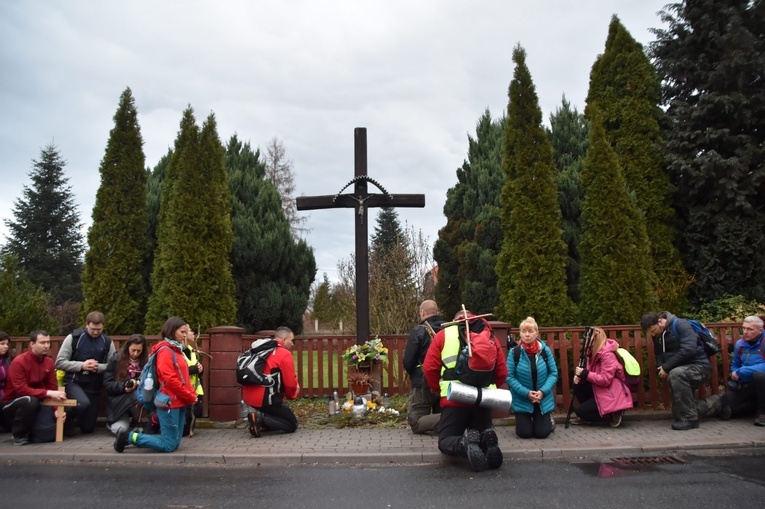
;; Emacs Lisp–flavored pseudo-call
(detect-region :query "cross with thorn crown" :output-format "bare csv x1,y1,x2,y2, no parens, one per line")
296,128,425,345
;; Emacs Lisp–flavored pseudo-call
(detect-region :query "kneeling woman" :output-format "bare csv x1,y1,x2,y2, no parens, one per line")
572,326,632,427
506,316,558,439
114,317,198,453
103,334,148,435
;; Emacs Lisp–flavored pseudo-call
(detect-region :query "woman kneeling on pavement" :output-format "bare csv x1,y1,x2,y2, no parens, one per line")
571,326,632,427
114,317,198,453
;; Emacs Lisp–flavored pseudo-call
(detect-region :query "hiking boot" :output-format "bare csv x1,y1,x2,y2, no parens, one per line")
719,395,732,420
13,436,29,446
754,415,765,427
114,429,129,453
480,428,503,469
464,429,488,472
671,419,699,431
248,410,263,438
610,410,624,428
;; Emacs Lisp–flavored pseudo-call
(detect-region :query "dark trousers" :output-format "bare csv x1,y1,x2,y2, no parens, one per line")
65,382,101,433
515,404,553,439
573,380,607,423
2,396,56,442
728,371,765,417
260,403,298,433
437,405,493,457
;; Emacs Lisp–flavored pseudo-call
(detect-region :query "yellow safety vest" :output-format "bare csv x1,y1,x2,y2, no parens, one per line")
439,326,496,396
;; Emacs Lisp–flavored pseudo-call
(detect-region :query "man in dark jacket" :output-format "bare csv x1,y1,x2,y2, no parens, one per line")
641,311,712,430
403,300,445,434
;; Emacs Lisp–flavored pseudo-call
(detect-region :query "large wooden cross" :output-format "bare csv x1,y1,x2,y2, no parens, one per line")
297,128,425,344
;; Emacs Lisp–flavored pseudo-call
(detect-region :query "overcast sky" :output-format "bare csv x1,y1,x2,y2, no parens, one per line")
0,1,668,284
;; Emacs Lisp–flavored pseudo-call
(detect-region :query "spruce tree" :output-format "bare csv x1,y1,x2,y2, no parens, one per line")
578,109,656,324
495,45,574,326
588,15,688,310
650,0,765,303
81,88,148,334
2,143,84,303
145,108,237,332
434,110,504,318
547,97,588,304
226,134,315,333
0,255,59,335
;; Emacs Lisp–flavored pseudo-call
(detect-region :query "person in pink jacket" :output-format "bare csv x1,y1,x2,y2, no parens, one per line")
571,326,633,427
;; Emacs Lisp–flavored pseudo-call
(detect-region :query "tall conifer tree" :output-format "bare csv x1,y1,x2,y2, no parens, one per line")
145,108,237,332
226,134,315,333
434,110,504,318
2,143,84,303
578,110,655,324
588,15,688,310
495,45,574,326
547,97,588,304
81,88,148,333
650,0,765,303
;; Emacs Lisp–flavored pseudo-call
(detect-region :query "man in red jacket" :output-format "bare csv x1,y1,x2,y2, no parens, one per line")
242,326,300,437
422,311,508,472
2,330,68,445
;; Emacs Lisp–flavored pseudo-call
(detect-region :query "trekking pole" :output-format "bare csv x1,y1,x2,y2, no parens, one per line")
565,326,594,429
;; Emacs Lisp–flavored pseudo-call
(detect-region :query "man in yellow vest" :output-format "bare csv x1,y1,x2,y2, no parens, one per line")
422,310,508,472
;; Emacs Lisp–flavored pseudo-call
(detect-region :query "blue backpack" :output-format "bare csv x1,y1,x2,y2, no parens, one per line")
672,319,719,358
136,345,184,410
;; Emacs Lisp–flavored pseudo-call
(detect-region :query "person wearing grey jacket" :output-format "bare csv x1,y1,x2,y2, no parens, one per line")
641,311,711,430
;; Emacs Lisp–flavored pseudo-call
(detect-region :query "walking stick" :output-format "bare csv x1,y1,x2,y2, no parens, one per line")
565,326,595,429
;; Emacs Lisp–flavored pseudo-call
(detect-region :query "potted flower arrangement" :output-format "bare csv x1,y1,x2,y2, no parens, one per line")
343,337,388,394
342,337,388,368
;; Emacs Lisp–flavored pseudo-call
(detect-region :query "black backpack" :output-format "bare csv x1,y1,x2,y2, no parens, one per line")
236,339,278,386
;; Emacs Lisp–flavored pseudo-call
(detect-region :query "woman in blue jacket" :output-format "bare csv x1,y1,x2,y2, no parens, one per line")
506,316,558,438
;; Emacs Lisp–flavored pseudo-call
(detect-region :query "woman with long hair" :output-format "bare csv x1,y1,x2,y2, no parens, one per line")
114,317,198,453
103,334,148,435
0,331,13,431
571,326,633,427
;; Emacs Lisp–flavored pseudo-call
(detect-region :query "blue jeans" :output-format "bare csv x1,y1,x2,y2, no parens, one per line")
133,407,185,452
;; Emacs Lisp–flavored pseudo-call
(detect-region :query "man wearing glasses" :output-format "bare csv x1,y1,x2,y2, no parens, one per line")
55,311,115,434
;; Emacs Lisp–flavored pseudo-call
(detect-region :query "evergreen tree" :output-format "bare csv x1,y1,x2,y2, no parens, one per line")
0,255,58,336
145,148,172,294
311,273,333,323
495,45,575,326
588,15,688,310
227,134,316,333
650,0,765,303
2,143,84,303
434,110,504,318
145,108,237,332
578,109,656,324
547,96,588,304
263,137,308,238
81,88,148,334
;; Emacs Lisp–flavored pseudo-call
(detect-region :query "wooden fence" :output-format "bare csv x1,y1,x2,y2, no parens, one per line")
6,322,742,421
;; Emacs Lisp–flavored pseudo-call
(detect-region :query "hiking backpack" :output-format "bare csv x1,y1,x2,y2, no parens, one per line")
136,345,184,410
236,339,279,386
671,318,720,357
442,325,499,388
614,348,641,392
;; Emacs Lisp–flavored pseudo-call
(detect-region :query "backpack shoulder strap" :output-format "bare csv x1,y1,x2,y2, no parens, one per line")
512,345,521,365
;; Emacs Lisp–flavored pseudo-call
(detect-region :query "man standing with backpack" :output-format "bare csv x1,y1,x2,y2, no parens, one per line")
403,300,445,434
55,311,115,434
641,311,712,430
422,310,507,472
241,326,300,437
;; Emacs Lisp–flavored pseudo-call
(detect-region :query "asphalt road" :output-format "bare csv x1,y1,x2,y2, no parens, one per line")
2,451,763,508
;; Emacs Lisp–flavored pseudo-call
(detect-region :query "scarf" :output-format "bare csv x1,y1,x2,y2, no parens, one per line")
521,339,541,356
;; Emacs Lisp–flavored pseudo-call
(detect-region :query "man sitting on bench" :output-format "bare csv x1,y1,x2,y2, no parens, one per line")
2,330,68,445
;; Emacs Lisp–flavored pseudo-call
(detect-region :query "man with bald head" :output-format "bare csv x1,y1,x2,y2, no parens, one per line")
403,300,445,434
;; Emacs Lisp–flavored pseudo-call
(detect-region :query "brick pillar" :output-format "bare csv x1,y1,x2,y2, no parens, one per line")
208,326,245,422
